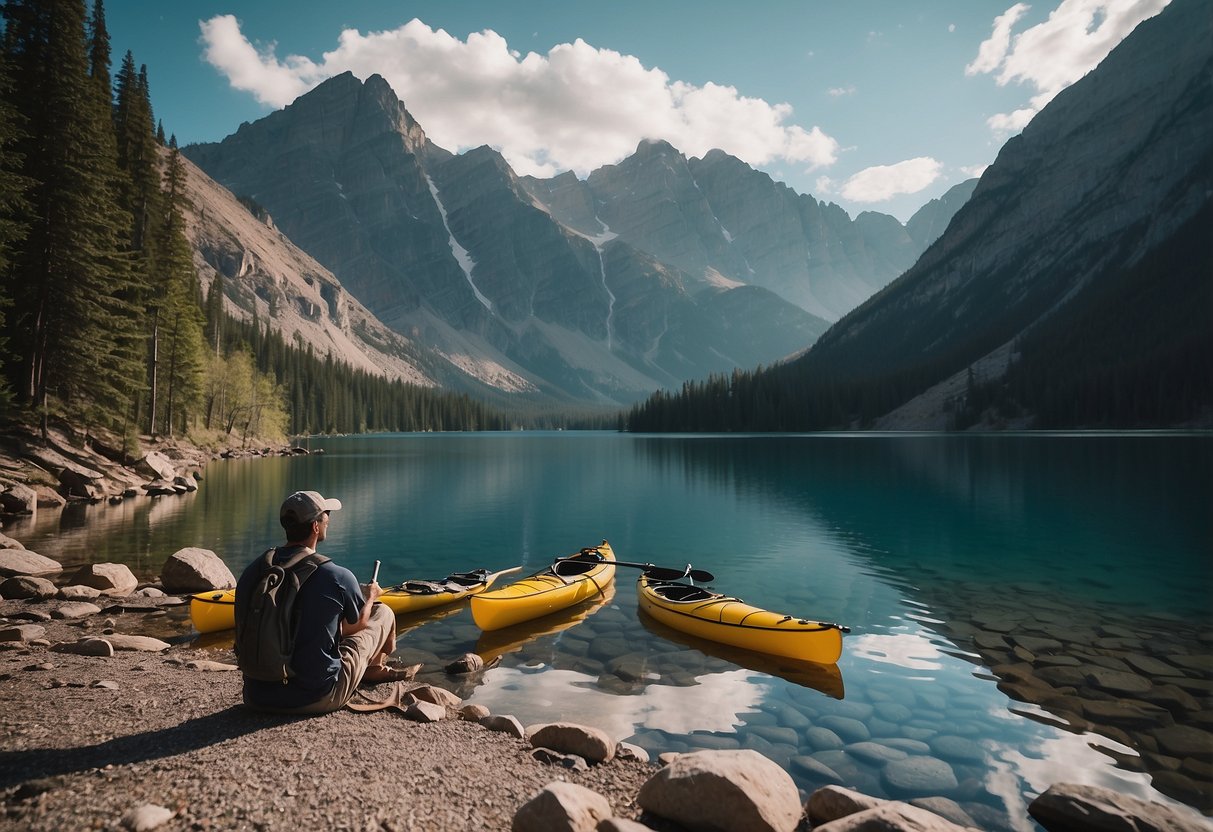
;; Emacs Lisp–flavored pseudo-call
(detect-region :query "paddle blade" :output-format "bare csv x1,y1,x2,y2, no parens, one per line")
642,565,691,581
687,568,716,582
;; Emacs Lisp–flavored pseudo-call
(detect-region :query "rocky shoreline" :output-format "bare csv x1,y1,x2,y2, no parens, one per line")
1,541,1210,831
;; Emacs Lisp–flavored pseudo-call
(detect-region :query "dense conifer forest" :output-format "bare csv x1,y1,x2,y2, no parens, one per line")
627,203,1213,433
0,0,526,446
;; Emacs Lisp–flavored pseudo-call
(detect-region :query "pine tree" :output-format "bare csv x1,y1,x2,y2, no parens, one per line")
0,43,32,417
154,138,205,436
2,0,142,435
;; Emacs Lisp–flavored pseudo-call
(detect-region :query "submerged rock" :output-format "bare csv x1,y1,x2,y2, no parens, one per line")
1028,782,1209,832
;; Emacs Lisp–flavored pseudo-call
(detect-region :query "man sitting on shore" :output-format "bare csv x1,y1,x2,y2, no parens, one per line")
236,490,413,713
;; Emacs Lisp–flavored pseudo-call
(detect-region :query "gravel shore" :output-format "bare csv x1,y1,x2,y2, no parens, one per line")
0,609,657,832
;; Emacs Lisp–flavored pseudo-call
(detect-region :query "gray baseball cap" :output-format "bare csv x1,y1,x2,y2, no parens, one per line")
280,490,342,524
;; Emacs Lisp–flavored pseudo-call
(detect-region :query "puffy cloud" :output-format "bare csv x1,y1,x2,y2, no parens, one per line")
839,157,943,203
960,163,990,178
199,16,839,178
967,0,1171,133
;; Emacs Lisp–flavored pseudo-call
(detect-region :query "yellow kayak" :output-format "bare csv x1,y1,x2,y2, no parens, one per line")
189,565,522,633
471,541,616,631
379,566,522,615
637,573,847,664
189,588,236,634
474,582,616,665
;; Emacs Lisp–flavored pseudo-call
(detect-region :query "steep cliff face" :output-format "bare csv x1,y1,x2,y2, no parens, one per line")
185,73,830,404
904,179,979,249
524,144,957,323
178,152,442,386
803,0,1212,425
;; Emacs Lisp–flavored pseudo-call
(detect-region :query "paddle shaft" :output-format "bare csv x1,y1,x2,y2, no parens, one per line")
559,553,714,583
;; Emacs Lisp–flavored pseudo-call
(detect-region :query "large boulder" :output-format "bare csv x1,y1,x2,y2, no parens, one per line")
511,782,611,832
0,575,57,599
0,533,25,550
637,749,802,832
0,481,38,514
527,722,615,764
68,563,138,596
160,548,235,593
1028,782,1210,832
0,548,62,578
807,786,888,825
134,451,177,481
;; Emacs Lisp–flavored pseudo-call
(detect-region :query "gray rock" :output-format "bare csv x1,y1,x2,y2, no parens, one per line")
806,726,846,750
159,547,235,593
818,716,870,743
1012,635,1063,653
928,735,986,763
812,802,972,831
1150,725,1213,758
790,755,845,786
134,451,177,481
0,481,38,514
52,638,114,657
0,548,61,578
873,702,913,723
58,584,102,601
846,742,908,765
1085,667,1153,695
882,757,959,795
527,722,615,763
805,785,887,824
512,782,611,832
458,704,490,721
52,601,103,619
0,575,57,599
615,742,649,763
68,563,138,596
1029,782,1210,832
410,684,461,708
403,700,447,722
0,624,47,642
186,660,238,671
908,797,978,829
637,749,802,832
0,532,25,550
480,714,526,739
104,633,171,652
531,747,590,771
1123,653,1179,676
91,680,119,690
121,803,175,831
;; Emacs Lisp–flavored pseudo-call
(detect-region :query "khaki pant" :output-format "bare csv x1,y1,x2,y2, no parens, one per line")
251,602,396,715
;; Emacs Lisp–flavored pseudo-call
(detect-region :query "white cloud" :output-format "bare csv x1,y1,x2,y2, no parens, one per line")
961,163,990,178
967,0,1171,134
839,157,943,203
815,175,834,195
199,16,839,178
948,23,957,33
827,85,856,97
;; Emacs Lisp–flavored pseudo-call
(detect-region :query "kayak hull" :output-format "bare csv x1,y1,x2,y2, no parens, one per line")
189,589,236,634
637,574,844,664
379,569,511,615
471,542,616,631
189,567,515,632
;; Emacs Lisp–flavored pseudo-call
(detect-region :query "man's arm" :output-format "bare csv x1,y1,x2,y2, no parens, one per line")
339,580,382,637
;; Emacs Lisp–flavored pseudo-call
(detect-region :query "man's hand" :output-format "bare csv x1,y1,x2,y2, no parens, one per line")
366,580,383,604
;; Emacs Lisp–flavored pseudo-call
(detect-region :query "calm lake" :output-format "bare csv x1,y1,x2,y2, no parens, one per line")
13,432,1213,829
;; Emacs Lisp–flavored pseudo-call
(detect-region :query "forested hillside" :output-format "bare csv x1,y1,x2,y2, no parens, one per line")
0,0,511,447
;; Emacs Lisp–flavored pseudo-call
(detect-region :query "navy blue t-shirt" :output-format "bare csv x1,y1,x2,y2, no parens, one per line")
237,545,365,709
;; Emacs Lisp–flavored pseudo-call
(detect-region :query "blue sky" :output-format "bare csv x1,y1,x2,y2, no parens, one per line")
106,0,1168,221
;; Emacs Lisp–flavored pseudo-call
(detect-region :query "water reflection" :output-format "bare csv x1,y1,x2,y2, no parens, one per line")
637,610,845,700
474,584,616,665
849,632,943,672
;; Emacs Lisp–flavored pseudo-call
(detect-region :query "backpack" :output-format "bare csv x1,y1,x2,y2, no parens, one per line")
234,547,331,683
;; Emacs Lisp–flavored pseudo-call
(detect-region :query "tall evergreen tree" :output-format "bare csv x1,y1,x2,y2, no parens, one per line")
1,0,142,435
153,137,205,436
0,44,32,417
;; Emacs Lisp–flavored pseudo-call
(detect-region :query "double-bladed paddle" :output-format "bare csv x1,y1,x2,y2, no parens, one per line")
559,550,715,583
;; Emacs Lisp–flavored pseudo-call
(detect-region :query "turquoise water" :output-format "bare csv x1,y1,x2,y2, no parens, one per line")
13,433,1212,828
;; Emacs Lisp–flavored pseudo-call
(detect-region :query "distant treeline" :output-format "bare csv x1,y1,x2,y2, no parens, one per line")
628,203,1213,432
0,0,539,445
